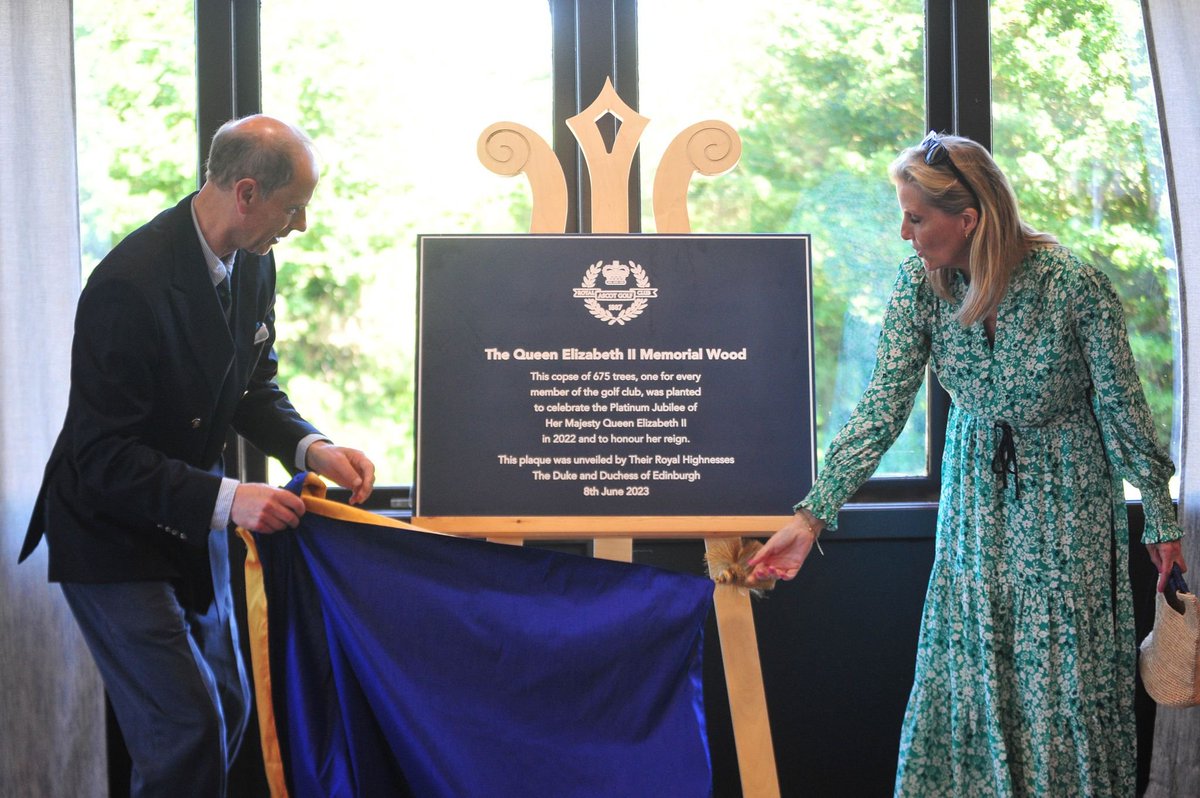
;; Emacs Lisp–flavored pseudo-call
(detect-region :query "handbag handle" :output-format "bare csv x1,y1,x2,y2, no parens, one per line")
1168,563,1190,593
1165,563,1190,615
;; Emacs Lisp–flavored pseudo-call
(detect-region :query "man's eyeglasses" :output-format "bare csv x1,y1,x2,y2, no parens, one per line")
920,131,979,206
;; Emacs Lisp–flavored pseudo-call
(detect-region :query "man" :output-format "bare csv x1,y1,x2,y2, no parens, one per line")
20,115,375,796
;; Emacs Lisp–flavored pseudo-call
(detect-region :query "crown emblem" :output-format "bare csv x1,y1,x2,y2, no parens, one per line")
572,259,658,325
601,260,630,285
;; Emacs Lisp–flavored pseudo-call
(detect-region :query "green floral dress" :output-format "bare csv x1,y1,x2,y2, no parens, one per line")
799,246,1181,797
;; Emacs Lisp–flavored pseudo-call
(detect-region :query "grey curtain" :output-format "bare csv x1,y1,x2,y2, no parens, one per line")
1144,0,1200,795
0,1,105,796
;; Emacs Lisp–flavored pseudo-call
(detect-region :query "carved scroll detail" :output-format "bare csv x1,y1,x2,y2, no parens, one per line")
653,121,742,234
477,122,568,233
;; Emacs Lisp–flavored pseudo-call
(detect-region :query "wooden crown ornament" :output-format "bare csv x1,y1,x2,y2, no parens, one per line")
478,76,741,234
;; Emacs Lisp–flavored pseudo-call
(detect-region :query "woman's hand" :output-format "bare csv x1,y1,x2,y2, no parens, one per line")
748,509,826,582
1147,539,1188,593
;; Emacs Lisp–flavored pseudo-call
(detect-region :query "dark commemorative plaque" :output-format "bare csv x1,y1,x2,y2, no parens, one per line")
414,235,815,517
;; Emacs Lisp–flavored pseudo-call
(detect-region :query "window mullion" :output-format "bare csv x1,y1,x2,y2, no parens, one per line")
951,0,992,148
549,0,638,233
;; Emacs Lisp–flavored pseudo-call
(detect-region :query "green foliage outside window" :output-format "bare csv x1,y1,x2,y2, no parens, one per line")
992,1,1177,451
75,2,196,271
75,0,1178,487
684,0,1177,472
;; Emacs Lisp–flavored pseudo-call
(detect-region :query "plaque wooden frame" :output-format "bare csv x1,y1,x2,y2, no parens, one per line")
416,79,784,797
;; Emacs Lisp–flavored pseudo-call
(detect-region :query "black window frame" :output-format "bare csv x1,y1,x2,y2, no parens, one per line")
200,0,994,512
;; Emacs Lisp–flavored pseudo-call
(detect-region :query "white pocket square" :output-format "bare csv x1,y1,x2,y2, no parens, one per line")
253,323,269,344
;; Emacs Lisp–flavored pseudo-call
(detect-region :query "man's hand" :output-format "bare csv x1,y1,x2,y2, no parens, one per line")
306,441,376,505
231,483,307,533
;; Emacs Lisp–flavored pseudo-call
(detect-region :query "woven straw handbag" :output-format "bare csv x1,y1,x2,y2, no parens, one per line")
1139,565,1200,708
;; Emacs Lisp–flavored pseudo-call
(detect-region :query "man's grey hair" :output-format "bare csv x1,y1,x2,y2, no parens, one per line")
204,116,314,197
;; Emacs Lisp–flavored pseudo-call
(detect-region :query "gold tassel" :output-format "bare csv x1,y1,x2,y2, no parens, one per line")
704,538,777,595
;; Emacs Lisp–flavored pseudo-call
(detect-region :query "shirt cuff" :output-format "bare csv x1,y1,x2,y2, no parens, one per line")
212,477,238,530
793,499,836,532
296,433,332,472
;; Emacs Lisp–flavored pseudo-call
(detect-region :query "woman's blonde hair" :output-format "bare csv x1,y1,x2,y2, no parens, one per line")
889,134,1056,326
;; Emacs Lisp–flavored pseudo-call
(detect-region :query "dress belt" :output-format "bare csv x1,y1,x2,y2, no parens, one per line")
991,422,1020,499
972,398,1093,502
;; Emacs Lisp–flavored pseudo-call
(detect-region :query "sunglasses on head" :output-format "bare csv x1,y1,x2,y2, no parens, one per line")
920,131,979,206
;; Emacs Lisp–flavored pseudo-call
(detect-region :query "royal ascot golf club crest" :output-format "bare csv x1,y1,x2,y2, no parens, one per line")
572,259,659,325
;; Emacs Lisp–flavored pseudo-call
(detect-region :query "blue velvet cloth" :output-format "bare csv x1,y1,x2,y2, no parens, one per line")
254,475,714,797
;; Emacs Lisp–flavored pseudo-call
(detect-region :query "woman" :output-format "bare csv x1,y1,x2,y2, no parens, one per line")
749,132,1186,796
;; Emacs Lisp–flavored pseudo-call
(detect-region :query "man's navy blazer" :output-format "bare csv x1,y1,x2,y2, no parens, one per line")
21,194,320,605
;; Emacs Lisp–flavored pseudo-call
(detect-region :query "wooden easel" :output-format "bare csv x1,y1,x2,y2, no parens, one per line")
428,79,782,798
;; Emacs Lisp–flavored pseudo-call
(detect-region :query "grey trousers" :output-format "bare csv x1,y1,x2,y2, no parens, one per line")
61,534,251,798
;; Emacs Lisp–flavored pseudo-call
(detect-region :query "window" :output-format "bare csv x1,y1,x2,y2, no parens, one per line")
991,0,1180,495
76,0,1181,502
75,0,196,277
258,2,553,487
639,0,929,478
